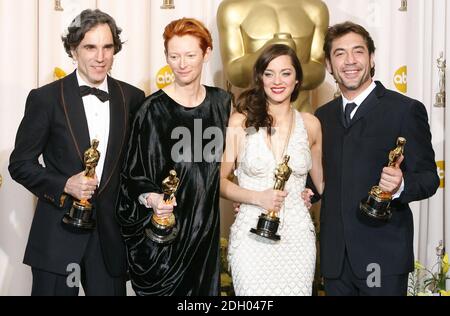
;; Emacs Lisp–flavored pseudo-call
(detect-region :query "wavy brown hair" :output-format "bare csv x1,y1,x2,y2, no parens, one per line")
235,44,303,132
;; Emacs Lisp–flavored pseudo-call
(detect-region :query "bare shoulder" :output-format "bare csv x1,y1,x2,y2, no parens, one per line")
300,112,321,132
228,111,247,128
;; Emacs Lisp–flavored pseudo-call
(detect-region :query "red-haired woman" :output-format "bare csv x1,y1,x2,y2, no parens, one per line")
117,18,231,296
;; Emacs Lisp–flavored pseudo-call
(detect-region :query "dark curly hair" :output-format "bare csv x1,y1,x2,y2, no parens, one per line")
62,9,123,58
235,44,303,132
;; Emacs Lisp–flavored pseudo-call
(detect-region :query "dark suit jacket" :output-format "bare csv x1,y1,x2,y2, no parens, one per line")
315,81,439,279
9,71,145,276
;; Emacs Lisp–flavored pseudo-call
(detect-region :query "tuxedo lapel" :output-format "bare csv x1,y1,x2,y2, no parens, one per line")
60,71,91,165
98,76,127,194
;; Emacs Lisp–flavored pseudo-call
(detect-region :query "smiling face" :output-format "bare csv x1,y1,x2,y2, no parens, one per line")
166,35,211,87
71,23,114,87
262,54,298,106
326,32,375,99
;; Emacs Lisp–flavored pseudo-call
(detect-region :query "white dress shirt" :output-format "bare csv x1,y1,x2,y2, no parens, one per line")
341,80,404,198
76,71,110,184
342,81,377,119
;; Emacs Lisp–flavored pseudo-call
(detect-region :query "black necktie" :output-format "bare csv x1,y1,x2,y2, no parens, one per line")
80,85,110,102
344,102,357,127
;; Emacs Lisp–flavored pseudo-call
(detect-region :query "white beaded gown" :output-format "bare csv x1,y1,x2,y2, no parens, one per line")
228,111,316,296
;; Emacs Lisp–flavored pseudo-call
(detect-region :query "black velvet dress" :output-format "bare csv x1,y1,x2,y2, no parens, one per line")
117,86,231,296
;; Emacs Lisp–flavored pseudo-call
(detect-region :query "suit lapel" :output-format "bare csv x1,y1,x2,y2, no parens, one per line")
335,96,347,128
60,71,91,166
349,81,386,128
98,76,127,194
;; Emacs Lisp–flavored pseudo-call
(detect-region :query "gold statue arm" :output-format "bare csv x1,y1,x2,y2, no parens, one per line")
217,3,252,88
299,2,329,90
300,59,326,90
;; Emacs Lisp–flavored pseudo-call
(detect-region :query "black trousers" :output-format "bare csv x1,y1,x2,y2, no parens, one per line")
31,230,126,296
324,251,408,296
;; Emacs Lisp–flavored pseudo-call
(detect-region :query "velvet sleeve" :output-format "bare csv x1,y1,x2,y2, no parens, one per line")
116,96,170,238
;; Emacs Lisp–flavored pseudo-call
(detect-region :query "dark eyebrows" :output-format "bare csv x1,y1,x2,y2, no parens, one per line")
82,43,114,49
353,45,367,51
333,45,367,55
264,67,294,73
332,48,345,55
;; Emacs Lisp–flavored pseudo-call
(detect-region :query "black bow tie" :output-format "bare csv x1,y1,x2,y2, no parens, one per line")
80,85,110,102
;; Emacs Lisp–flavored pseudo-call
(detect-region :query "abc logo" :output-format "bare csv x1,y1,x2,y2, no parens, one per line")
393,66,407,93
436,160,445,188
156,65,175,89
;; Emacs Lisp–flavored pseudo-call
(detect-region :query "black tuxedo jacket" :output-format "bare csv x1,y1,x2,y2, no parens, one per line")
9,71,145,276
315,81,439,279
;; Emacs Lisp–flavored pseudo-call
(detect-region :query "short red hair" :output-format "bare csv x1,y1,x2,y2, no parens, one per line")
163,18,213,55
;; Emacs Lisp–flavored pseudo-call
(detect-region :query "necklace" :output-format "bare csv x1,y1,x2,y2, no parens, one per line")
268,108,295,163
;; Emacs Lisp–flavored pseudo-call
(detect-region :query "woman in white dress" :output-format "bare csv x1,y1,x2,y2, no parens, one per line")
220,44,324,296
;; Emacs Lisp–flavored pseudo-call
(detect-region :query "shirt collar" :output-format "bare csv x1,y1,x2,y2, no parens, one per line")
342,81,376,107
76,70,109,93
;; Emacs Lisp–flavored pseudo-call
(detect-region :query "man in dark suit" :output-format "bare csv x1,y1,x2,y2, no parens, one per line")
9,9,145,296
315,21,439,295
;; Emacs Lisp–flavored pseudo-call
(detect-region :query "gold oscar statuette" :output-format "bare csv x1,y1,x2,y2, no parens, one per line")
62,139,100,232
360,137,406,220
250,155,292,241
145,170,180,244
54,0,64,11
435,52,446,108
161,0,175,9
